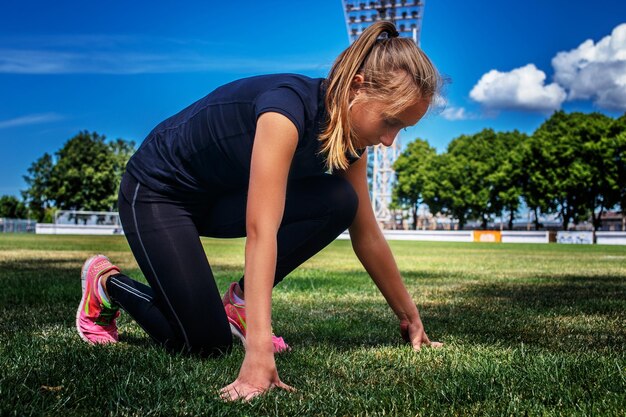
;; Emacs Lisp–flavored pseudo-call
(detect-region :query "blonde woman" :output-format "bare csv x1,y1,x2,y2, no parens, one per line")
76,21,443,401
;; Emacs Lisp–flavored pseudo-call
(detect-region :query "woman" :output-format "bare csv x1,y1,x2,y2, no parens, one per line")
76,21,443,401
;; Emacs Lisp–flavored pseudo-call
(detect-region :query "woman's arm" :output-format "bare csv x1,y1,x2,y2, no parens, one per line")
220,112,297,401
336,150,442,350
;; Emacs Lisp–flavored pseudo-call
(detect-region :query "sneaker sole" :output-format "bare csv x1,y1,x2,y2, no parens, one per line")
80,255,96,293
227,319,291,353
228,321,246,348
76,255,106,345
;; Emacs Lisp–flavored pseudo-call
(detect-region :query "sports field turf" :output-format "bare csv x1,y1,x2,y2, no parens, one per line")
1,234,625,416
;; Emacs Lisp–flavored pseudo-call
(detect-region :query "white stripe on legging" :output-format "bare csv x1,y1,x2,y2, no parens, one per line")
131,182,191,348
108,277,152,303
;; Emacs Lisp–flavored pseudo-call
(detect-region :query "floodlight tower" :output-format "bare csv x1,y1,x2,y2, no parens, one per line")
341,0,425,226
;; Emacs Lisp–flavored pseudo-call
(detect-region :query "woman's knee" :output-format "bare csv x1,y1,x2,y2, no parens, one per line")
162,337,232,358
185,330,233,357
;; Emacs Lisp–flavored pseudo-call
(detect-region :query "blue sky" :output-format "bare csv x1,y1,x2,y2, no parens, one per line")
1,0,625,197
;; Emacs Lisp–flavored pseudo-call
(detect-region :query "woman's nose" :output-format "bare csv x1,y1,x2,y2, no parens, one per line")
380,130,399,146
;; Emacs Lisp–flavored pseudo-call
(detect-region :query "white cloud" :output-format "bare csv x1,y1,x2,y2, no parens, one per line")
431,96,475,120
440,106,471,120
552,23,626,111
469,64,566,112
0,113,63,129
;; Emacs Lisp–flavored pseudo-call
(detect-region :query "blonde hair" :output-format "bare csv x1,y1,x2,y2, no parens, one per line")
320,21,442,171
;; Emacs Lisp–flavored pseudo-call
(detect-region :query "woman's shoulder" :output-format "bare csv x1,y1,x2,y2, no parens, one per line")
219,73,323,91
205,74,324,106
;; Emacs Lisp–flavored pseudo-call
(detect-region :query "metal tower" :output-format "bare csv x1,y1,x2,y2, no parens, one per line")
341,0,425,225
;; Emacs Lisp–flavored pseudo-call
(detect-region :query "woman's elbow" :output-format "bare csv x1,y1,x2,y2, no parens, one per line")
245,221,278,242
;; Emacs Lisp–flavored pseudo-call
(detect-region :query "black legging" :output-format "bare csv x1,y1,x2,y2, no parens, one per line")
106,173,358,356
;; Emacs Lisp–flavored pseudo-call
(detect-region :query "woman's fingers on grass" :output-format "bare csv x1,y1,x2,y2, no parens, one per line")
219,380,295,402
219,384,261,402
218,382,236,396
218,385,237,402
412,337,444,351
242,390,263,402
411,332,427,350
411,333,443,351
274,381,297,392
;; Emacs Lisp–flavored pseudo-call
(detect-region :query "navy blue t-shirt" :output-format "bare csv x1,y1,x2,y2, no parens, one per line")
126,73,363,196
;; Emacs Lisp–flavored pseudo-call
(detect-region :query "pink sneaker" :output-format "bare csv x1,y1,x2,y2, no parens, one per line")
222,282,290,353
76,255,121,344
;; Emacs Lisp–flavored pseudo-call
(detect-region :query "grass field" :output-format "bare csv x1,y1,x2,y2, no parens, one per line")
1,234,625,416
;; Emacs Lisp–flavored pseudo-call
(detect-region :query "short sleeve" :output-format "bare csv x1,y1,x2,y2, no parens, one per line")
254,87,306,141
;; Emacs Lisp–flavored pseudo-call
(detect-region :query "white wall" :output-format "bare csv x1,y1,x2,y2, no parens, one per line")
596,232,626,245
501,231,551,244
36,223,123,235
338,230,474,242
35,223,626,245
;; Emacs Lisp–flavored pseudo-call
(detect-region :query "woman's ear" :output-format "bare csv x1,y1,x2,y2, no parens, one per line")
351,74,365,91
350,74,365,101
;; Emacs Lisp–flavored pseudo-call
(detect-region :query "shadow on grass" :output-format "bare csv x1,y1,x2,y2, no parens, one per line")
275,271,626,354
461,275,625,311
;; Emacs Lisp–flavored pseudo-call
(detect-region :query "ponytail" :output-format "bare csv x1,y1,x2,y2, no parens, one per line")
320,22,441,172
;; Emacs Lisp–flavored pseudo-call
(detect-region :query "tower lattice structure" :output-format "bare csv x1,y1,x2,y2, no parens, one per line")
341,0,425,225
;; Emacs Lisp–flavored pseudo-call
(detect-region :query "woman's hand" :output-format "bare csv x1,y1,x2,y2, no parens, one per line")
219,351,295,402
400,316,443,351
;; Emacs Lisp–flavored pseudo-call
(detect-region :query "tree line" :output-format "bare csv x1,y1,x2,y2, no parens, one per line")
2,111,625,230
393,111,626,231
0,131,135,222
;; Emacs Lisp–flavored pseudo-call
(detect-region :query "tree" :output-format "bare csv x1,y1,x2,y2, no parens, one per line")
0,195,27,219
489,131,528,229
393,138,436,229
607,113,626,228
51,131,118,210
22,153,54,221
528,111,613,231
22,131,135,219
584,114,623,231
423,152,469,228
107,138,136,210
517,130,559,230
423,129,515,229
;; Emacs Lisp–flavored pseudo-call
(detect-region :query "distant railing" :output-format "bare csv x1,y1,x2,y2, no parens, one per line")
36,223,123,235
338,229,624,245
0,218,37,233
55,210,121,226
34,210,124,235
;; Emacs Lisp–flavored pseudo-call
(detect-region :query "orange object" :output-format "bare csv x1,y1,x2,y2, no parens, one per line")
473,230,502,243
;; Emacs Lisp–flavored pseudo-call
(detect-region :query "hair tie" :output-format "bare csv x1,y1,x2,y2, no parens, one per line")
380,29,400,40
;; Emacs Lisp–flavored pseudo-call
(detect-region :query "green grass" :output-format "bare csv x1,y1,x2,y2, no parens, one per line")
1,234,625,416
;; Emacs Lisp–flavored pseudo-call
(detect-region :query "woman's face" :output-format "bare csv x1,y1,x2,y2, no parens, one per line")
350,95,430,148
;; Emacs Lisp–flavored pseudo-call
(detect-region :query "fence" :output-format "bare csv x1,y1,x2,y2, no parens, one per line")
35,210,123,235
55,210,121,226
36,223,123,235
29,214,626,245
596,232,626,245
0,218,36,233
338,230,624,244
